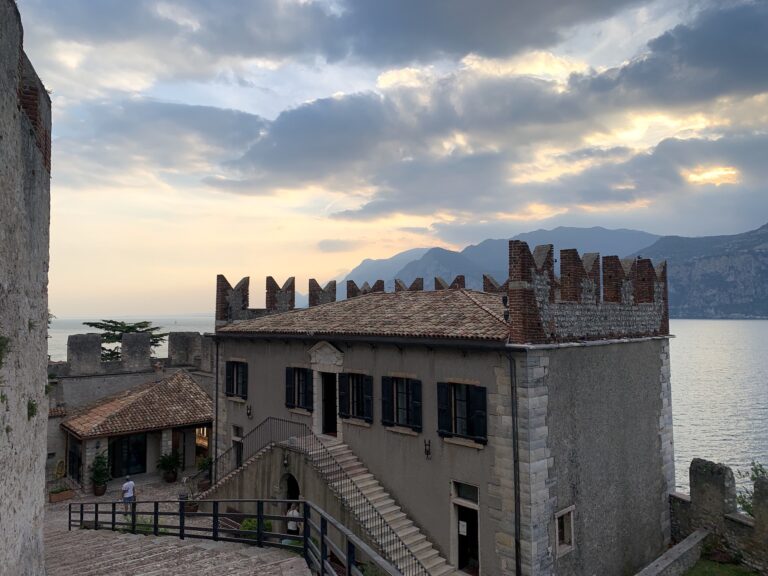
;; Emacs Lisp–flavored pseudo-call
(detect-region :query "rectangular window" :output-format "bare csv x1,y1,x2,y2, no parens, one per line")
454,481,479,504
437,383,487,443
285,367,313,411
339,373,373,422
555,506,575,557
381,377,422,432
225,361,248,399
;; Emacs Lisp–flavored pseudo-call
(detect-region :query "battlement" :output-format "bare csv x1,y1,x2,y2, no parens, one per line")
216,240,668,343
309,279,336,307
17,52,51,173
346,279,385,299
434,275,465,290
670,459,768,572
51,332,213,377
507,241,669,344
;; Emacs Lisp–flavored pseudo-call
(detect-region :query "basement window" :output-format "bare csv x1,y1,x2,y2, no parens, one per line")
555,506,575,557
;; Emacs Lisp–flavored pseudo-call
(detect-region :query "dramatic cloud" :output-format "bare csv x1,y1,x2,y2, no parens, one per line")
21,0,768,314
570,1,768,105
20,0,648,73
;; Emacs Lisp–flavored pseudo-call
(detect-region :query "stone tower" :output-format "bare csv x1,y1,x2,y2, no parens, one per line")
0,1,51,574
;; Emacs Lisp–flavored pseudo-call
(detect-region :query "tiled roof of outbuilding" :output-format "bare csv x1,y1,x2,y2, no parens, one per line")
61,370,212,439
218,289,510,342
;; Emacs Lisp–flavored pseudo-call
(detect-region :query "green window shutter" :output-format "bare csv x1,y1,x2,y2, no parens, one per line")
338,373,350,418
285,367,295,408
239,363,249,400
225,362,235,396
304,368,314,412
437,382,452,437
468,385,487,443
409,379,422,432
363,375,374,423
381,377,394,426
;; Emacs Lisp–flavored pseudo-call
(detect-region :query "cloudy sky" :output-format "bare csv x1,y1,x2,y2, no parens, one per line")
17,0,768,315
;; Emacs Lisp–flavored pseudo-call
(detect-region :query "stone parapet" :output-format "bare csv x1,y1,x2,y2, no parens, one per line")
670,459,768,573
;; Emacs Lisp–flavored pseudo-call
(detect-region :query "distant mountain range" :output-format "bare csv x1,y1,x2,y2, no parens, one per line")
633,223,768,318
343,224,768,319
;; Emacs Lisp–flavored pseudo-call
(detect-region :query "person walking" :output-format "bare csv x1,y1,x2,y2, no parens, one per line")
121,475,136,514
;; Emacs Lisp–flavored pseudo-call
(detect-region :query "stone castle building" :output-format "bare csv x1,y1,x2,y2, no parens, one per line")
0,1,51,573
202,241,673,576
46,332,215,490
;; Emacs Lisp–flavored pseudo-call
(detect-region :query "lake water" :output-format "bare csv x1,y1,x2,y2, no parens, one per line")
48,317,768,492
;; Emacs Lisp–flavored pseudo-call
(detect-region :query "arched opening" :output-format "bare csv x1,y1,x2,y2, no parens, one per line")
281,473,300,500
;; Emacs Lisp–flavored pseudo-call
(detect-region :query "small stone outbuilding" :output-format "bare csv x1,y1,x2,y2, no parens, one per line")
61,370,212,489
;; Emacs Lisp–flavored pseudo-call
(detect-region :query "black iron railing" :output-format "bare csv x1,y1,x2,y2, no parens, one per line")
185,417,430,576
68,498,401,576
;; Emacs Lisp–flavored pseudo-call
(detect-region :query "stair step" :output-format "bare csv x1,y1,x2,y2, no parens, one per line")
349,472,373,482
416,547,440,564
394,524,420,540
355,478,379,490
373,497,396,509
428,561,454,576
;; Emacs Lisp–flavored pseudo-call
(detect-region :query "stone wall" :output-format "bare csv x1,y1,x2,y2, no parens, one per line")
529,339,673,576
670,459,768,574
508,241,669,344
634,530,708,576
0,2,50,574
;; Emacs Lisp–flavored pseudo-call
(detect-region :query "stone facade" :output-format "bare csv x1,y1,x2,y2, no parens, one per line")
0,2,51,574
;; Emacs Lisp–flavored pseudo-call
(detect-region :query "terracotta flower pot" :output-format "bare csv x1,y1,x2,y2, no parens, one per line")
93,483,107,496
49,489,75,503
163,470,178,483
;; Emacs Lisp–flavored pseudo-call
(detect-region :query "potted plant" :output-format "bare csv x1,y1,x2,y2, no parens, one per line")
157,451,182,483
89,454,110,496
48,484,75,503
196,456,212,492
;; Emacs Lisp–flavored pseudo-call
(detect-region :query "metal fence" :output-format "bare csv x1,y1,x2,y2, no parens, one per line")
68,498,401,576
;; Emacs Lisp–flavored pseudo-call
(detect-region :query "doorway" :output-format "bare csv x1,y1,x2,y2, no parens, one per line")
321,372,337,435
456,505,479,575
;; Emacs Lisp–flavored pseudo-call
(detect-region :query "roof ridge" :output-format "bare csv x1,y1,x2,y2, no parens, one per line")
460,289,509,326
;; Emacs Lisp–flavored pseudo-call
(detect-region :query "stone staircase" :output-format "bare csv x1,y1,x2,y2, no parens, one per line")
316,438,454,576
197,431,454,576
44,512,309,576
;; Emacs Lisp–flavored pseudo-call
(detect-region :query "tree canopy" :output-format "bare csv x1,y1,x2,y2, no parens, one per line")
83,320,167,361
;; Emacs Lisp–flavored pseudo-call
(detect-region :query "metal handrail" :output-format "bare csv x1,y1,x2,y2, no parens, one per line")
187,417,430,576
68,498,402,576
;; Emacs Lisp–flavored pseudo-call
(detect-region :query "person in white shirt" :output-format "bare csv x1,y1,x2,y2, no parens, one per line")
286,503,301,536
121,476,136,514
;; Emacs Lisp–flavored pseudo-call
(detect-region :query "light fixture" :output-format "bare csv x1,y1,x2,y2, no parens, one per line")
246,404,252,419
283,455,289,468
424,440,432,460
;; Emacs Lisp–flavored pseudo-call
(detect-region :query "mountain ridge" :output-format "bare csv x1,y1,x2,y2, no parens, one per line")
342,223,768,318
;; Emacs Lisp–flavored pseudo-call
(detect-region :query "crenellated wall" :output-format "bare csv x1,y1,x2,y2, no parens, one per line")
507,241,669,344
0,1,50,573
216,240,669,346
670,459,768,574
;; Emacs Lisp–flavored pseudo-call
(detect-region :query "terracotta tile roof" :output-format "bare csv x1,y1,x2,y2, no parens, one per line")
61,370,212,439
49,406,66,418
218,289,510,342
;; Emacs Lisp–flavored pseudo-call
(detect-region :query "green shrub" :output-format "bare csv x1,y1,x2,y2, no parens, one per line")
239,517,272,539
736,461,767,516
89,454,110,486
